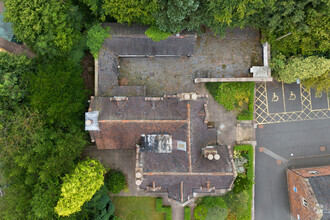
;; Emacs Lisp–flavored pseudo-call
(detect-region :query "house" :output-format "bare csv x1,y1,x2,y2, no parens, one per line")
287,166,330,220
86,23,236,204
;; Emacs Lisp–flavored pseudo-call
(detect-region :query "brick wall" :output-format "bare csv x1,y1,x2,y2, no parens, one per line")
287,169,323,220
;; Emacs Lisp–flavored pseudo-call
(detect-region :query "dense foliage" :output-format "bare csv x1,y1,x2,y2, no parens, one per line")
194,197,228,220
55,159,106,216
28,60,86,130
0,53,34,124
86,24,110,58
4,0,83,57
303,71,330,95
272,55,330,83
105,170,127,194
74,185,115,220
206,82,255,120
0,53,88,219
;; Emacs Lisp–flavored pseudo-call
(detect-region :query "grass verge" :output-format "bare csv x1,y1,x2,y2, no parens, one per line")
111,197,165,220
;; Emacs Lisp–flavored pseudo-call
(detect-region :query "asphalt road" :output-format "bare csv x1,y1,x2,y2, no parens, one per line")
255,114,330,220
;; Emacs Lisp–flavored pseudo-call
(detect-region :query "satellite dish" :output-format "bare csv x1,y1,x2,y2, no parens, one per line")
208,154,214,160
136,180,142,186
214,154,220,160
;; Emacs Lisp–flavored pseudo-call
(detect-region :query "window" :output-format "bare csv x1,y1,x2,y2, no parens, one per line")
302,198,308,207
297,214,300,219
308,170,320,174
293,186,297,192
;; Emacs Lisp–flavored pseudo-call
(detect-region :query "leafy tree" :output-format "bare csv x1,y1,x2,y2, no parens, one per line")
0,109,87,219
4,0,83,57
86,24,110,58
206,0,273,36
303,71,330,95
28,59,86,130
255,0,329,56
103,0,158,25
105,170,127,193
55,159,106,217
77,0,105,20
145,26,171,41
272,55,330,83
154,0,201,33
0,52,34,129
74,185,115,220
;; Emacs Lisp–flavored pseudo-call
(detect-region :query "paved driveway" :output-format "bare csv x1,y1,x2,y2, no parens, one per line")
255,119,330,219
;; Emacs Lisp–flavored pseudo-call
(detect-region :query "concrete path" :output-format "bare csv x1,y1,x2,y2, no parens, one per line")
172,204,184,220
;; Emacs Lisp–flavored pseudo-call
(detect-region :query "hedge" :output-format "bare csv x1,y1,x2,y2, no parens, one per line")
184,206,191,220
156,198,172,220
237,83,255,121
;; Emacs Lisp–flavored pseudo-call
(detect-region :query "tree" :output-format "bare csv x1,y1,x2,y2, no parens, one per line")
28,59,86,130
254,0,329,56
0,109,87,219
86,24,110,58
105,170,127,193
206,0,273,35
75,185,115,220
0,52,34,129
303,71,330,95
4,0,83,57
154,0,201,33
272,55,330,83
55,159,106,217
103,0,158,25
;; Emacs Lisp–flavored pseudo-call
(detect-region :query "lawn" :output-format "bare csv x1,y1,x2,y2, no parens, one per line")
111,197,166,220
206,82,255,120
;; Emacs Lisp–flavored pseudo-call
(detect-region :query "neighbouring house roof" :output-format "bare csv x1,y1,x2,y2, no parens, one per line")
287,166,330,220
102,23,197,56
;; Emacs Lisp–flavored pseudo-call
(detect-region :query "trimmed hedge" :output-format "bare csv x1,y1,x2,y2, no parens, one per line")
105,170,127,194
237,83,255,121
156,198,172,220
184,206,191,220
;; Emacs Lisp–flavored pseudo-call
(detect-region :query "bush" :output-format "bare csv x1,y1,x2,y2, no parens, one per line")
55,159,106,217
233,175,251,194
194,204,208,220
86,24,110,58
145,26,171,42
105,170,127,194
206,82,254,120
184,206,191,220
155,198,172,220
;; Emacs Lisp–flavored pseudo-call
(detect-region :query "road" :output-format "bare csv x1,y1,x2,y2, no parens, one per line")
254,82,330,220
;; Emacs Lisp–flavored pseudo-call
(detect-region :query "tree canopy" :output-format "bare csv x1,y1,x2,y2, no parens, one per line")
55,159,106,217
4,0,83,57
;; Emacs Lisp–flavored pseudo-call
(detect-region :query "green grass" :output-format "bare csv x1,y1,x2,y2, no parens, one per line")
156,198,172,220
206,82,255,121
184,206,191,220
111,197,166,220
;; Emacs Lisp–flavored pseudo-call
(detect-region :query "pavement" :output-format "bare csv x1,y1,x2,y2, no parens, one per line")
255,81,330,220
119,27,262,96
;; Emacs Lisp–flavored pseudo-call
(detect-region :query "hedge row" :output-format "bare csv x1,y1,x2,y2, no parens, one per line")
237,83,255,121
184,206,191,220
156,198,172,220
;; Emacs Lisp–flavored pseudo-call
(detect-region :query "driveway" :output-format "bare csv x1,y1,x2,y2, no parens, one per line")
256,119,330,220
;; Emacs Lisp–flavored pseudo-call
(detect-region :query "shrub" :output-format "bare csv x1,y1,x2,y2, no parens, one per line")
86,24,110,58
155,198,172,220
184,206,191,220
233,175,251,193
145,26,171,42
55,159,106,216
105,170,127,194
194,204,208,220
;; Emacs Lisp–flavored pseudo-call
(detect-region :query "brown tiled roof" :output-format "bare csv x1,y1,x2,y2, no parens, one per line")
92,121,186,150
